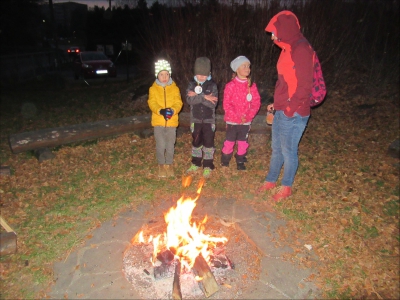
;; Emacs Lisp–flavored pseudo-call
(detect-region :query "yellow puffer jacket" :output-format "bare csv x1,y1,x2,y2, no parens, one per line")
148,81,183,127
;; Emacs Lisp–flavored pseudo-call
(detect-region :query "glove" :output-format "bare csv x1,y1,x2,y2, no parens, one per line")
165,108,173,119
160,108,169,120
160,108,174,120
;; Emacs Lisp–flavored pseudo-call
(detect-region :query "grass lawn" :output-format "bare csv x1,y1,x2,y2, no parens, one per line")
0,74,399,299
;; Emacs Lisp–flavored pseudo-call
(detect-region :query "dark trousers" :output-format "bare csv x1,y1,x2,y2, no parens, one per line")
221,124,250,164
191,123,215,169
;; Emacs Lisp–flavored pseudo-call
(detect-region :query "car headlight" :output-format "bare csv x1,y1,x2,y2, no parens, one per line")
82,64,92,68
109,63,114,68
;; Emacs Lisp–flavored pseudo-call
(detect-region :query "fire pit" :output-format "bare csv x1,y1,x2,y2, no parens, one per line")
123,178,262,299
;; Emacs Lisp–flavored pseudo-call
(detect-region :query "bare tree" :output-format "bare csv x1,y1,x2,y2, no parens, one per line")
115,0,139,9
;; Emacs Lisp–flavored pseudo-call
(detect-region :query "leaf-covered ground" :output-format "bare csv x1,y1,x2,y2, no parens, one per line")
0,78,398,299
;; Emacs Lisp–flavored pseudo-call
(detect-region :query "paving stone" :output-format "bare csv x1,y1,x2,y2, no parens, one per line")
259,256,317,299
236,218,294,257
88,216,144,244
88,275,141,299
239,281,289,299
80,241,128,273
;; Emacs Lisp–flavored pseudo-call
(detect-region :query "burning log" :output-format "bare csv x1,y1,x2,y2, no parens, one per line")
192,254,219,298
157,249,175,264
172,261,182,300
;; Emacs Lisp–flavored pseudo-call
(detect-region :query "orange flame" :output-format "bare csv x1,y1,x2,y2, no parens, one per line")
138,178,227,270
138,231,144,243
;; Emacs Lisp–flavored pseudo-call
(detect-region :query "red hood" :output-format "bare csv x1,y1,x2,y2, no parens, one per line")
265,11,302,47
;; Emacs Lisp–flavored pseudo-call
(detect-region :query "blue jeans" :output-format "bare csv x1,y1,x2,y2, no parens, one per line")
265,111,309,187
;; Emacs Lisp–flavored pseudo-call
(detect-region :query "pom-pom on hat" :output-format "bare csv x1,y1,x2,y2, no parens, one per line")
155,59,172,77
194,57,211,76
230,56,250,72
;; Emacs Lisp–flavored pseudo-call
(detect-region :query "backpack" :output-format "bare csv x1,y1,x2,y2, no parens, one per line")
310,52,327,107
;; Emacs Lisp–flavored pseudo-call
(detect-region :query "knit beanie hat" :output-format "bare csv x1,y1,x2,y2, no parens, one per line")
194,57,211,76
155,59,172,77
230,56,250,72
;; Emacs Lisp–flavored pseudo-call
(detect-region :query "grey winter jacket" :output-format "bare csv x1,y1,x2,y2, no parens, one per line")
186,79,218,124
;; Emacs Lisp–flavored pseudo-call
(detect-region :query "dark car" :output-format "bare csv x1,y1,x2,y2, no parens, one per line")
73,51,117,79
67,46,80,61
67,46,80,55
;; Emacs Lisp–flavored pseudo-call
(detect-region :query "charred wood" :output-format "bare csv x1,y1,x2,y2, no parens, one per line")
157,249,175,264
172,260,182,300
154,261,176,279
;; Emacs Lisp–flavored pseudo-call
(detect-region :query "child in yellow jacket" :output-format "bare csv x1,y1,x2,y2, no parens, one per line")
148,59,183,178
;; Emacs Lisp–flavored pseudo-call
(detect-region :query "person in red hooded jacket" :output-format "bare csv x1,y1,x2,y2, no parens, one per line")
258,11,314,201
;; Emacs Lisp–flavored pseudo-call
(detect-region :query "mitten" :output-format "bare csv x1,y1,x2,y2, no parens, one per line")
165,108,174,119
160,108,168,120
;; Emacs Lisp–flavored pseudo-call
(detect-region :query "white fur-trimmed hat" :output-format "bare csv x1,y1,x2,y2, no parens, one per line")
155,59,172,77
230,56,250,72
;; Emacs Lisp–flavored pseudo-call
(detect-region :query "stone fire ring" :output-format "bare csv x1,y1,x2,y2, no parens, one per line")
49,197,320,299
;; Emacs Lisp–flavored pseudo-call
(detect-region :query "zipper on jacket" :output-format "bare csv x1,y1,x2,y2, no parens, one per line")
164,87,167,127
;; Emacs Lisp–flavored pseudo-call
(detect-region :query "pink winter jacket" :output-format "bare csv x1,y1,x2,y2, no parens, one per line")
223,77,261,124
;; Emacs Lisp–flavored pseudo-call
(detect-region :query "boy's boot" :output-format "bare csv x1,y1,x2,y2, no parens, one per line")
203,167,212,178
235,154,246,170
221,152,232,167
186,164,200,173
164,165,174,177
158,165,167,178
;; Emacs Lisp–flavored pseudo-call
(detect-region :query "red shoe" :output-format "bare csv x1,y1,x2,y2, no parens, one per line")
272,186,292,201
257,181,276,193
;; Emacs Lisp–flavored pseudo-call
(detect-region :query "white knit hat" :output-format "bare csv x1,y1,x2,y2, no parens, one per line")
155,59,172,77
230,56,250,72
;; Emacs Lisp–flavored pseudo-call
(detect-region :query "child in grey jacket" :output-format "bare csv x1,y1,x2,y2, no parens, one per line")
186,57,218,177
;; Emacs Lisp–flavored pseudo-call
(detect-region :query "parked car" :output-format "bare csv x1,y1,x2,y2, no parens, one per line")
73,51,117,79
67,46,80,61
67,46,80,55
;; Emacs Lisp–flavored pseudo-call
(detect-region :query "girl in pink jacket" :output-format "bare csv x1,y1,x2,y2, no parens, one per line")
221,56,261,170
